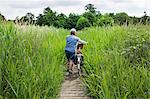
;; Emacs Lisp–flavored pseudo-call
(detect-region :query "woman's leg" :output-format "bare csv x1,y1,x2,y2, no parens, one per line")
69,60,74,73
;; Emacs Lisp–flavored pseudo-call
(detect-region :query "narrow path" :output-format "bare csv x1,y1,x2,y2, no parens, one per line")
59,75,91,99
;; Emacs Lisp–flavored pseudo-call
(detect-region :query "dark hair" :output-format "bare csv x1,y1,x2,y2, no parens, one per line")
77,44,83,49
70,31,75,35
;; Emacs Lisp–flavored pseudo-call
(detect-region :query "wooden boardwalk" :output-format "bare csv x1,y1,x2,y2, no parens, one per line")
59,76,91,99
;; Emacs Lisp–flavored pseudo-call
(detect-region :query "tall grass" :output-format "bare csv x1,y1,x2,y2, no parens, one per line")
0,22,149,99
0,22,67,98
80,25,150,99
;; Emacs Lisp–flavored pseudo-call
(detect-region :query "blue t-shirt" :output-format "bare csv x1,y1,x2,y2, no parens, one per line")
65,35,80,53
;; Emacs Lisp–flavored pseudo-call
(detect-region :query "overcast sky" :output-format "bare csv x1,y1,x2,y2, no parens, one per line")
0,0,149,20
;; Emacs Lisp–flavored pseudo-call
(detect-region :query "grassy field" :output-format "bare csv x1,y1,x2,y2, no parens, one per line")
80,26,150,99
0,22,150,99
0,22,67,98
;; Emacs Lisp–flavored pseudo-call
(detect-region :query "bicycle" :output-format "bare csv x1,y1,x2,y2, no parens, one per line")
74,43,84,76
75,53,84,76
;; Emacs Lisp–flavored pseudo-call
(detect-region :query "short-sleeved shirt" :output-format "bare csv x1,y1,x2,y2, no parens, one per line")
65,35,80,53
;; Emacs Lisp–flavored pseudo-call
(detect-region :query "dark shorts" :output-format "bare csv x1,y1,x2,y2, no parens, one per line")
65,50,75,62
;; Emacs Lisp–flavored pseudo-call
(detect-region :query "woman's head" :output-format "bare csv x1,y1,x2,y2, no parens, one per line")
70,28,76,35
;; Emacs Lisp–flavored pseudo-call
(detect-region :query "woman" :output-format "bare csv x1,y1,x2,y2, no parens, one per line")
65,28,87,73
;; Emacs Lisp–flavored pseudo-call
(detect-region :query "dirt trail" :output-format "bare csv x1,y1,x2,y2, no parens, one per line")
59,75,91,99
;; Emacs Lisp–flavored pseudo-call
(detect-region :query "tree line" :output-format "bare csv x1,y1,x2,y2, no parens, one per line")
1,4,150,30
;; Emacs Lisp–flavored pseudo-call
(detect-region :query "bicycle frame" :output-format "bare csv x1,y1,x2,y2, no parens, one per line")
76,53,82,70
75,43,84,76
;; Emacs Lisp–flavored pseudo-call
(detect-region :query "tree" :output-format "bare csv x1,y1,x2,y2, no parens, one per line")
36,7,57,26
26,13,34,21
85,4,96,14
140,11,150,25
108,13,115,19
43,7,57,26
36,14,44,26
53,13,67,28
130,16,140,24
20,12,35,24
97,14,114,26
64,13,80,29
114,12,130,25
76,16,90,30
83,12,96,26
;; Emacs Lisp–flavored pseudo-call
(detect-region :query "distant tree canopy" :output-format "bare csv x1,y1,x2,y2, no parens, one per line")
63,13,80,29
36,7,57,26
2,3,149,30
53,13,67,28
36,14,44,26
34,4,149,30
20,12,35,24
43,7,57,26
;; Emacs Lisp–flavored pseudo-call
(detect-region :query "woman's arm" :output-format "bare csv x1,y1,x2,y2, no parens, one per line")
78,39,88,44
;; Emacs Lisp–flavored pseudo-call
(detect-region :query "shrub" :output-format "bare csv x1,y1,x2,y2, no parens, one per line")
121,31,150,68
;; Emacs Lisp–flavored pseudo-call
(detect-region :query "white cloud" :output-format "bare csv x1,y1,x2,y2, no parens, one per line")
0,0,149,20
